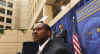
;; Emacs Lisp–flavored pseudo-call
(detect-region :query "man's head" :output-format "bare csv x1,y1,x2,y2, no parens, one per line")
59,24,64,31
32,23,51,43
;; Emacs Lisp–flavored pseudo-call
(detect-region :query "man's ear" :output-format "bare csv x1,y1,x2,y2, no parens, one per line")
47,31,51,37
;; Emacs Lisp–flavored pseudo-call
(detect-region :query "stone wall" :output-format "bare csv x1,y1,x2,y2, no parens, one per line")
0,30,33,54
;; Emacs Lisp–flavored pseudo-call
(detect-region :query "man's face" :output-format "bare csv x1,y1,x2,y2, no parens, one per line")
32,23,49,42
59,24,63,30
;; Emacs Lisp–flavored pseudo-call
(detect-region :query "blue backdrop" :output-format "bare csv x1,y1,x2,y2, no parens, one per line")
51,10,74,45
52,0,100,54
77,10,100,54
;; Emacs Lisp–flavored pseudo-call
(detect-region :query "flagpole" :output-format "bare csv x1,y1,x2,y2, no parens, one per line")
72,16,82,54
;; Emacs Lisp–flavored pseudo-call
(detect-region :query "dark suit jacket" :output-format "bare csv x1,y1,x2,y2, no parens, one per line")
22,42,39,54
40,38,74,54
58,29,67,43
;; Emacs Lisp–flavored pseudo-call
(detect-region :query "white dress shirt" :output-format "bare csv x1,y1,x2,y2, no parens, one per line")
37,38,50,54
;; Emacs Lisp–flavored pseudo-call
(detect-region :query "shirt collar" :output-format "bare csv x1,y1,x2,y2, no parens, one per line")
39,38,50,53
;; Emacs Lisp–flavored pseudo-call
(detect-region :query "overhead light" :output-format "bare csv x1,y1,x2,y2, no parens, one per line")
61,5,65,10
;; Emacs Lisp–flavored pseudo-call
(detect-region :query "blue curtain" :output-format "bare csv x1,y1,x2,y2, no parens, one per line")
77,10,100,54
52,0,100,54
52,10,74,45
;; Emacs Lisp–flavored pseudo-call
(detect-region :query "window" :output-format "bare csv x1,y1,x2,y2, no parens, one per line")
6,18,12,23
8,2,13,8
0,25,4,29
6,26,11,29
0,8,5,14
7,10,12,16
0,16,4,22
0,0,6,6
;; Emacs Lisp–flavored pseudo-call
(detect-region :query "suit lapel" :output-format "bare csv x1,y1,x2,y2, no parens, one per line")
40,40,52,54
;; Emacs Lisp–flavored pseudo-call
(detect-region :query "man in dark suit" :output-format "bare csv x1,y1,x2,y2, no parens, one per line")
56,24,67,43
32,23,73,54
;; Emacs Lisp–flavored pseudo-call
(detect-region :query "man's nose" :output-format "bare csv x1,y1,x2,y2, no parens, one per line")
33,30,37,34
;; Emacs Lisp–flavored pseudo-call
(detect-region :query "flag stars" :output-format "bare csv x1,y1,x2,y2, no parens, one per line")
97,27,100,32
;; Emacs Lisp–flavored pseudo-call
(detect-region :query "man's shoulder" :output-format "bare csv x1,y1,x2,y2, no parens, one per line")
44,38,65,52
50,38,64,44
63,29,67,32
47,38,73,54
43,38,74,54
48,38,65,48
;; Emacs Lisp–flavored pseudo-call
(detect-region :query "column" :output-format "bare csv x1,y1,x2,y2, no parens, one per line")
43,4,53,23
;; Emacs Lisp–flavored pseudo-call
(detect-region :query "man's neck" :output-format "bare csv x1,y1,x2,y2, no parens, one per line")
60,29,63,32
39,38,48,46
38,38,50,54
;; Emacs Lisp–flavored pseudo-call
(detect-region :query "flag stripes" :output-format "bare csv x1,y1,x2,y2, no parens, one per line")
73,33,81,54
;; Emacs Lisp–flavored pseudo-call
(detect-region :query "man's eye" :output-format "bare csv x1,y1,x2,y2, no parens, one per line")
33,29,35,31
33,28,42,31
37,28,40,31
37,28,43,31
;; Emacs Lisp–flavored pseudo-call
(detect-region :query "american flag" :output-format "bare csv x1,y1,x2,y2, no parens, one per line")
73,33,82,54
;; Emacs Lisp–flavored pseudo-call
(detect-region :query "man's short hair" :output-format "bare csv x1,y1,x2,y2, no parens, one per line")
44,24,51,32
59,24,63,26
37,22,51,32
